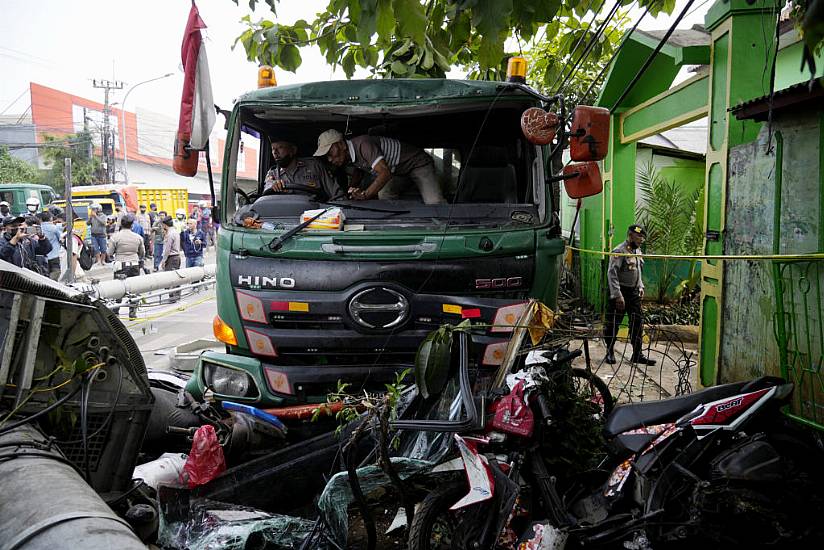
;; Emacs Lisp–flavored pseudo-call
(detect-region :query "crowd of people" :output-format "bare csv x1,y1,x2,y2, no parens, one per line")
0,197,214,288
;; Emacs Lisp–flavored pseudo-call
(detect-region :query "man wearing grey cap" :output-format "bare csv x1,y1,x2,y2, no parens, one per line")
314,129,445,204
604,223,656,366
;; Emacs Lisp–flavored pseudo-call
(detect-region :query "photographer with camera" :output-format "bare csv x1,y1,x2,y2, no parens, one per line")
0,215,52,272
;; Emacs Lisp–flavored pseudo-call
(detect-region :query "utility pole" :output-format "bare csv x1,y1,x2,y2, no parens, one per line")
63,158,74,284
92,79,123,184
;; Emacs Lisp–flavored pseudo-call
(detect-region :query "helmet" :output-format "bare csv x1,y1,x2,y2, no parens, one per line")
90,203,102,211
26,197,40,210
198,200,208,207
175,208,186,217
0,201,9,207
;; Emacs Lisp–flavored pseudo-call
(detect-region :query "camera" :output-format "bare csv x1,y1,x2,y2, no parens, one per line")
25,225,40,236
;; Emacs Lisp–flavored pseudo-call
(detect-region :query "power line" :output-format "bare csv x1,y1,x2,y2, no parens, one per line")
610,0,697,112
0,88,29,116
577,8,651,105
547,0,604,92
557,0,624,96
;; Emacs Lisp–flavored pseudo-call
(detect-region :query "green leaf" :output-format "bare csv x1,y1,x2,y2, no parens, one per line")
279,44,302,72
421,47,434,70
477,31,506,70
393,0,427,45
342,51,357,77
392,38,413,58
390,60,409,74
376,0,395,39
357,8,378,45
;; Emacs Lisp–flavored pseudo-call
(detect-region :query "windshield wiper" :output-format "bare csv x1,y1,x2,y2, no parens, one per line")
267,207,334,252
322,201,409,215
266,202,409,252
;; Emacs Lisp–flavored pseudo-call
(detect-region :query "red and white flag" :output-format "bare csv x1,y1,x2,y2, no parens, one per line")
178,1,215,151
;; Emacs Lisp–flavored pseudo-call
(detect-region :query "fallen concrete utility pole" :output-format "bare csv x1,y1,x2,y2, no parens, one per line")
72,264,216,300
0,424,146,549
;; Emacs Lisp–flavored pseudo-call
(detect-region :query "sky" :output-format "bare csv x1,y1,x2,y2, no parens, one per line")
0,0,713,121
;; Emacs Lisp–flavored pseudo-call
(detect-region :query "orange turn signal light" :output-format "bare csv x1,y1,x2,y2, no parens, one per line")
258,65,277,88
213,315,238,346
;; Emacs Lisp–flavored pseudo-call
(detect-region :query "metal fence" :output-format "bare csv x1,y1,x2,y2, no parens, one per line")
773,259,824,430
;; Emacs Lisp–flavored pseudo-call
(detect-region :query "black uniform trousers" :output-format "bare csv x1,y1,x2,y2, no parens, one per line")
605,285,643,355
115,265,141,318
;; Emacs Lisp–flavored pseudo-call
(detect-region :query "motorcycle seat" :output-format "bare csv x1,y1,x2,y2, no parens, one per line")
604,380,754,438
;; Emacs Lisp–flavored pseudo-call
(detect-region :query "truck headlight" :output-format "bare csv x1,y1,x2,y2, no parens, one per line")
203,362,258,398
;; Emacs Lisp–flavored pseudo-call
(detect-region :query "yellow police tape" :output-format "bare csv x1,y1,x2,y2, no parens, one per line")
566,246,824,261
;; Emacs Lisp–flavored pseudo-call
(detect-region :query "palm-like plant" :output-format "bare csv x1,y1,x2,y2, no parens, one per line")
636,162,704,303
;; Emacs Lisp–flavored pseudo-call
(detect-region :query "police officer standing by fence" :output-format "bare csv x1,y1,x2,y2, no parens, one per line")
108,214,145,319
604,224,656,366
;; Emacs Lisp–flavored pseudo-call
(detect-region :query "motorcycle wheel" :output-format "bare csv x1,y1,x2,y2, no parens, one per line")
408,481,493,550
570,368,614,417
644,431,824,547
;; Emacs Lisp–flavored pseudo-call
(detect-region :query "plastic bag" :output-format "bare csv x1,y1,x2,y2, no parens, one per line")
182,425,226,488
490,380,534,437
133,452,188,491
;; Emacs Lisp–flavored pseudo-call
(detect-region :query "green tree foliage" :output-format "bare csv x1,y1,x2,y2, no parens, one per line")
0,146,40,184
636,161,703,303
39,132,100,194
231,0,673,85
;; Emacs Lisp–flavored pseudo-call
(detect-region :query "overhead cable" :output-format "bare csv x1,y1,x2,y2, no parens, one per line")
546,0,604,92
609,0,697,113
557,0,624,96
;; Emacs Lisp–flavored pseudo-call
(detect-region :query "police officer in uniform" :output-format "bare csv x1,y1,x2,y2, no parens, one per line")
108,214,145,319
262,135,340,201
604,224,656,365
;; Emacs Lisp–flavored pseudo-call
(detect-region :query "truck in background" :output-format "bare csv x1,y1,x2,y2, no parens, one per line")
51,198,116,239
0,183,57,215
70,184,188,215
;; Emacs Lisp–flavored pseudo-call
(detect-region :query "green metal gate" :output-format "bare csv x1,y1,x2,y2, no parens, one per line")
773,260,824,430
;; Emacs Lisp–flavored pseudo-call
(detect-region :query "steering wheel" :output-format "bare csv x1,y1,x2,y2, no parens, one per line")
236,187,258,206
261,182,323,197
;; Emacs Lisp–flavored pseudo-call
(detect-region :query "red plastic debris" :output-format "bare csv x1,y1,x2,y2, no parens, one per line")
490,381,534,437
181,424,226,488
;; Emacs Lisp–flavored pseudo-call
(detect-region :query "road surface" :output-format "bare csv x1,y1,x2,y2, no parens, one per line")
106,248,220,370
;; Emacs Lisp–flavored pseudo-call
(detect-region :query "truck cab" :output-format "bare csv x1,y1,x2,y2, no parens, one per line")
189,79,574,407
0,183,57,216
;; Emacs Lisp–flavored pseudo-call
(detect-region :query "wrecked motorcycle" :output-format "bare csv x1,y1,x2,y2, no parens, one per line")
407,370,824,549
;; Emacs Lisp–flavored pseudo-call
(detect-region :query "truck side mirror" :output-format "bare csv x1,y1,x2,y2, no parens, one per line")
173,132,198,177
569,106,610,162
520,107,560,145
562,162,602,198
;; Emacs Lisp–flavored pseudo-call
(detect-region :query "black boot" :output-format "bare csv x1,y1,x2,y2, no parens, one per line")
631,352,656,365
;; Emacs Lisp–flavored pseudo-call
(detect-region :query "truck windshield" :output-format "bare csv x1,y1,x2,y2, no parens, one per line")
225,102,546,231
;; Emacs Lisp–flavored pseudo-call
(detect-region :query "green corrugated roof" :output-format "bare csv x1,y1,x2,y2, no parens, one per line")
238,79,531,106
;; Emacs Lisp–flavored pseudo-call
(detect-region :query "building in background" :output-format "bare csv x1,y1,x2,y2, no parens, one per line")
0,114,38,166
14,82,260,202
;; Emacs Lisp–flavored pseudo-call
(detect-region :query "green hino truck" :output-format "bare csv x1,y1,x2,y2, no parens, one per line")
184,78,599,408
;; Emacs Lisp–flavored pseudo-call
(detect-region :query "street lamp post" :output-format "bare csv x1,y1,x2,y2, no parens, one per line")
120,73,174,183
